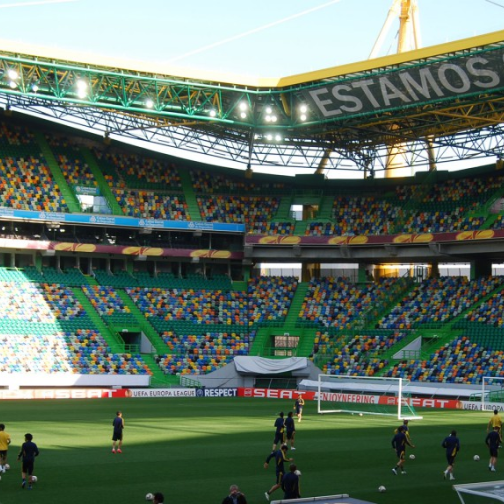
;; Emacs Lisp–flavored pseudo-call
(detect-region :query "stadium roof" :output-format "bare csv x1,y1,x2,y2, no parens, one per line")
1,29,504,173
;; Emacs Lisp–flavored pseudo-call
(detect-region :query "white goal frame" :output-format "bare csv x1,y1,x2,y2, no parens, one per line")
482,376,504,411
454,480,504,504
316,374,422,420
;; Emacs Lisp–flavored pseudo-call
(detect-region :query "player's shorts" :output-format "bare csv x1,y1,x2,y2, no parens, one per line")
286,431,295,441
273,432,284,445
22,460,34,475
446,454,456,465
296,407,303,414
112,430,123,441
275,470,284,485
396,449,405,460
490,447,499,457
0,450,7,457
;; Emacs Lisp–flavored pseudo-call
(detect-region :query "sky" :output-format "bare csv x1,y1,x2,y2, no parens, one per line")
0,0,503,177
0,0,502,78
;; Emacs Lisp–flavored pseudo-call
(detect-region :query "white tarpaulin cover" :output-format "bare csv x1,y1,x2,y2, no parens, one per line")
234,357,308,374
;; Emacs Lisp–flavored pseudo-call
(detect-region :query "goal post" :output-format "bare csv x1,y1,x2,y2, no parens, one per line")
316,374,423,420
482,376,504,411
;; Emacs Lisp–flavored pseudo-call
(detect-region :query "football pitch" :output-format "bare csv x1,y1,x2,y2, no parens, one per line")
0,397,497,504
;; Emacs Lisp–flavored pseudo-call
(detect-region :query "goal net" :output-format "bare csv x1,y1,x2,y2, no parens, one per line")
317,374,422,420
481,376,504,411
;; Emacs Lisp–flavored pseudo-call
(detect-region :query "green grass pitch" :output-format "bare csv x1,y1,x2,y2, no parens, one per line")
0,397,497,504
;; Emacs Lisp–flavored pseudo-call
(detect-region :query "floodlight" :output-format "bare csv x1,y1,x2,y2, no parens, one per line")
300,114,307,122
275,134,282,141
209,109,217,117
9,81,16,89
7,69,18,80
240,111,247,119
265,106,272,114
76,79,88,99
299,104,308,113
266,134,273,141
145,98,154,109
31,84,39,93
239,101,248,111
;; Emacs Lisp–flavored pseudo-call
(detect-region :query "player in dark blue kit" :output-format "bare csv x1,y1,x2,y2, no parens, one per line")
17,433,39,490
391,425,415,475
264,444,293,501
272,412,285,451
486,425,500,472
285,411,296,450
282,463,301,500
442,430,460,480
112,410,125,454
294,394,305,423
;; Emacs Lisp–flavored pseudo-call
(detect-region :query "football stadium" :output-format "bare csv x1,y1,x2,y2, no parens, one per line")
2,1,504,503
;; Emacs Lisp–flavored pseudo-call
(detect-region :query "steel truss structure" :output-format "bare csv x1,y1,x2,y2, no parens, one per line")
1,30,504,172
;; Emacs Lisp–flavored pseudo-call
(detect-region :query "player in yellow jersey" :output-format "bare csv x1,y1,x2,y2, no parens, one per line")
0,423,11,473
487,409,503,444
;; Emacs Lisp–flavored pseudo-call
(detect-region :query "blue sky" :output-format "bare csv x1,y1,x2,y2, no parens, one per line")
0,0,502,79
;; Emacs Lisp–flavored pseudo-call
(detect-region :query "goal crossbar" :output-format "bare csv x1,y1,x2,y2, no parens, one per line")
316,374,423,420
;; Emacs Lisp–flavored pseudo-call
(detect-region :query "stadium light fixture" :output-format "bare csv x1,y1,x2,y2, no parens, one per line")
238,101,248,118
9,81,16,89
7,69,18,80
299,104,308,122
145,98,155,109
76,79,88,99
264,105,277,123
209,109,217,118
31,83,39,93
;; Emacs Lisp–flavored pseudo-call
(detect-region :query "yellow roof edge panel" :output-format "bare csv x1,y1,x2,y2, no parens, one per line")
0,29,504,89
0,38,271,87
275,29,504,87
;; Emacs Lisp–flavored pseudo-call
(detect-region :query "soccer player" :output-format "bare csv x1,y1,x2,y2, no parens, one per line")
442,429,460,480
486,425,500,472
0,423,11,473
285,411,296,451
282,463,301,500
17,433,39,490
488,409,503,444
112,410,125,453
264,444,293,501
395,419,413,445
391,425,415,475
272,412,285,451
294,394,305,423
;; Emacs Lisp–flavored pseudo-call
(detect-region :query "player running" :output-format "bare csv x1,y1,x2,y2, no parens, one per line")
391,425,415,475
442,430,460,480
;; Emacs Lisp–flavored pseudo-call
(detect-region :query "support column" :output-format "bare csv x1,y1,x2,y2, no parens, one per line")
470,260,491,280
